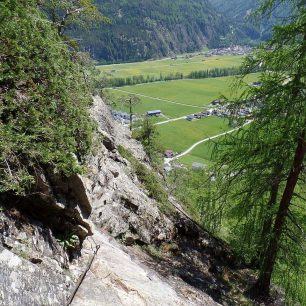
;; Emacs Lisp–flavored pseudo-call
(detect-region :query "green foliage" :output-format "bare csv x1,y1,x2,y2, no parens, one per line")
73,0,228,62
209,0,289,43
117,145,173,214
0,0,94,193
168,167,220,230
56,231,79,250
200,0,306,300
133,118,162,163
39,0,110,36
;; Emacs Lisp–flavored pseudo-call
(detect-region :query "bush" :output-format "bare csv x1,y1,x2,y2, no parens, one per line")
118,145,173,214
0,0,94,193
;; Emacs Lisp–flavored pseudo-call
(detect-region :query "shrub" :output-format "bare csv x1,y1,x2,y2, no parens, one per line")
0,0,94,193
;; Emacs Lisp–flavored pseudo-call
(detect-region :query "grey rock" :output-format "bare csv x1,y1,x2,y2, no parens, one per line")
85,96,175,245
0,96,224,306
71,230,220,306
0,246,73,306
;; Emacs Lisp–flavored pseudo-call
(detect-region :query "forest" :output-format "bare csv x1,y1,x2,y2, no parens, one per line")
72,0,228,62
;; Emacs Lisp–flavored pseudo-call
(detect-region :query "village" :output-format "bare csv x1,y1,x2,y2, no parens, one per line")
170,45,252,61
185,98,254,122
203,45,253,57
163,97,257,171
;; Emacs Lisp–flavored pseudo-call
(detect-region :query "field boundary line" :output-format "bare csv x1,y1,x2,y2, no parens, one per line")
110,88,204,109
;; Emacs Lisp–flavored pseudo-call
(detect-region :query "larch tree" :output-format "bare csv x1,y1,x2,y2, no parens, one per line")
120,94,141,131
207,0,306,300
39,0,110,37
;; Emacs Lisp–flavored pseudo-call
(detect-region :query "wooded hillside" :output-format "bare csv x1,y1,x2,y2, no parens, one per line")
72,0,228,63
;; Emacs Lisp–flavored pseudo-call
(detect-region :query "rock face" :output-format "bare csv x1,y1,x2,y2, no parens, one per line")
0,95,183,306
0,96,262,306
86,96,175,245
71,230,220,306
0,246,72,306
0,210,76,306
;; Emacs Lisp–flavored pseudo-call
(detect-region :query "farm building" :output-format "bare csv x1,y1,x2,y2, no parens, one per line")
147,110,161,116
164,150,174,158
186,115,194,121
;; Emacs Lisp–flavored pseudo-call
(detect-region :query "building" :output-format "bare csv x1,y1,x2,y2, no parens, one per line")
186,115,194,121
251,81,262,87
163,163,172,172
194,113,203,119
164,150,174,158
147,110,161,116
210,99,224,106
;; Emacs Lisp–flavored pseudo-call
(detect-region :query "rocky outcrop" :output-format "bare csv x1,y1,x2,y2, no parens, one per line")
71,230,220,306
85,96,175,245
0,95,180,306
0,96,263,306
0,208,81,306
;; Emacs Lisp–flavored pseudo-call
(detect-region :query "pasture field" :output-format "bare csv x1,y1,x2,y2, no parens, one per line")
107,74,258,162
107,74,258,119
101,54,258,166
156,117,229,153
98,54,244,79
178,140,215,166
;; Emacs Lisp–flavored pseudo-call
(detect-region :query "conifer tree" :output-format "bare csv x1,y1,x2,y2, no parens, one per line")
0,0,94,193
209,0,306,300
39,0,110,37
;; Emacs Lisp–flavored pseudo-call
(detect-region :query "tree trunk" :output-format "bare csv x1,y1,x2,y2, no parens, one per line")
129,99,132,131
252,179,280,268
253,130,305,297
253,162,285,268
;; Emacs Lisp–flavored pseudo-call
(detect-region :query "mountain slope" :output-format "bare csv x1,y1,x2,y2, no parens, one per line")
74,0,228,63
0,96,265,305
209,0,289,43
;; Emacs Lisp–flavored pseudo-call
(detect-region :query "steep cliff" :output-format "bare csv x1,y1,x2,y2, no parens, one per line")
0,97,269,306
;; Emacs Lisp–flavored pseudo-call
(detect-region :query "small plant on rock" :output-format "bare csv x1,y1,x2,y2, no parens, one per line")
56,231,79,251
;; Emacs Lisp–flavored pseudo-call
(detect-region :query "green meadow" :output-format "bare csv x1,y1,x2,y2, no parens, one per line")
156,117,229,153
179,140,216,167
102,54,258,165
98,54,244,79
107,74,258,119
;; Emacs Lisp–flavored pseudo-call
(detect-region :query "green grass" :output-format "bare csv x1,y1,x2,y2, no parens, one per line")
108,74,258,164
98,54,244,79
157,117,230,153
102,54,259,166
108,91,195,118
179,140,215,167
107,74,259,119
179,154,213,167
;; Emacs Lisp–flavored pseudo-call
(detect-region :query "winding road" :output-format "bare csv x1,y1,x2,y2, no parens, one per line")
167,121,252,162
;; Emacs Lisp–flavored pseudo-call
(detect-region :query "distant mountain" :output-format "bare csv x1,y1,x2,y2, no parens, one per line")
209,0,289,44
73,0,228,63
